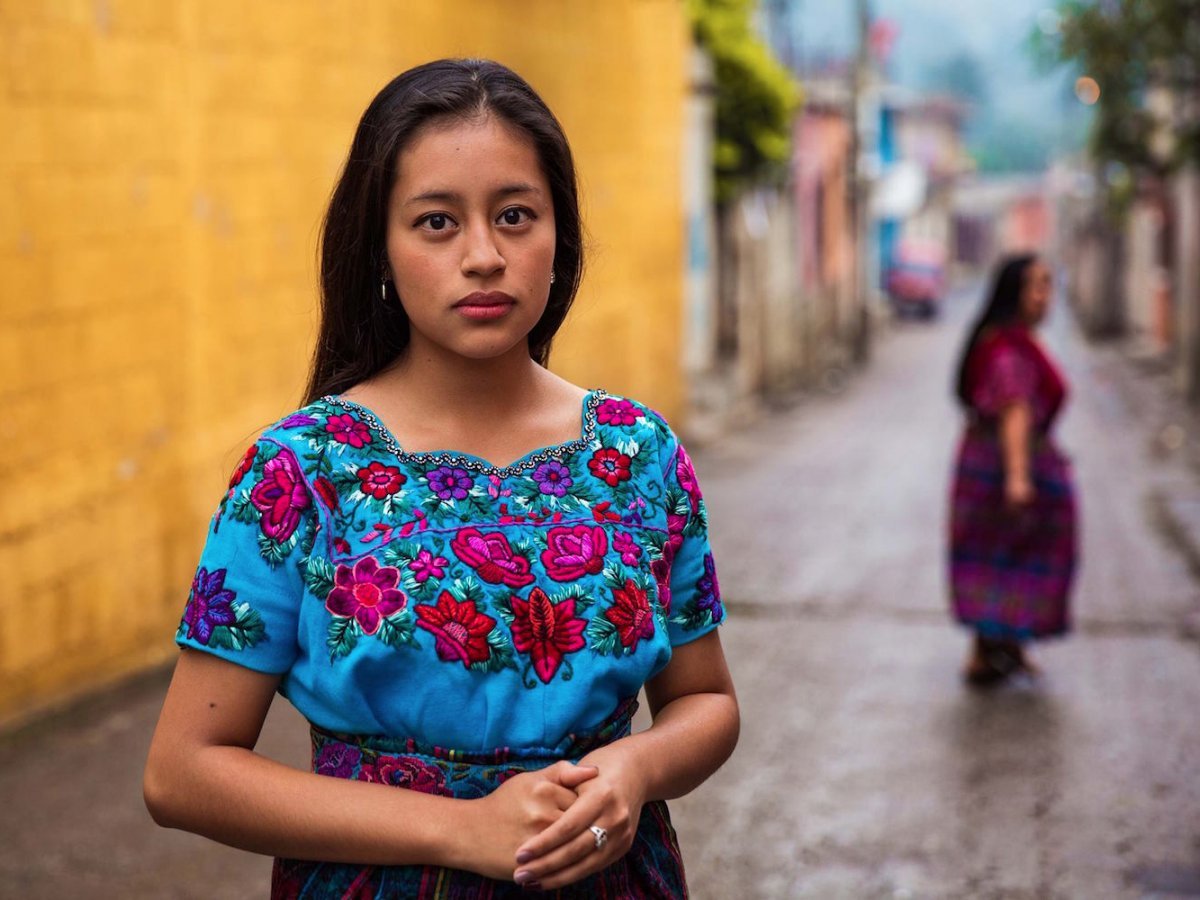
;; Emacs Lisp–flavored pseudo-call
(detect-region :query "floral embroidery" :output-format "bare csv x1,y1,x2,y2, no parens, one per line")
315,743,361,779
357,461,406,500
696,552,724,622
326,557,407,635
452,528,535,588
675,445,703,513
588,448,633,487
428,465,474,501
541,525,608,582
651,556,672,612
408,549,448,584
596,398,640,426
532,460,574,497
229,445,257,489
509,588,587,683
184,567,237,644
282,413,318,429
603,579,655,652
613,531,642,565
415,592,497,668
325,413,372,448
313,476,340,511
249,451,311,542
362,755,448,793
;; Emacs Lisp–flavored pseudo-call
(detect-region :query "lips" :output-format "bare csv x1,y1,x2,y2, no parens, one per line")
454,291,516,321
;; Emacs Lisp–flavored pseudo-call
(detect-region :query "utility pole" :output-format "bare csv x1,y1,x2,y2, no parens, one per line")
850,0,874,365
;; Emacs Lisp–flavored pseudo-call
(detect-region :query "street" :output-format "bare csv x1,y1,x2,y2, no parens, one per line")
2,285,1199,899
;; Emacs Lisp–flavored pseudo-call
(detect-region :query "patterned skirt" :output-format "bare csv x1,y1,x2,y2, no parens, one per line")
949,429,1077,640
270,699,687,899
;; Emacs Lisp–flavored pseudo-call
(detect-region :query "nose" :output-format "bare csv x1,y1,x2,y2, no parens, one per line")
461,222,505,278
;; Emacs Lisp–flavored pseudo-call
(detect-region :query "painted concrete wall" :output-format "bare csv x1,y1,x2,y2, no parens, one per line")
0,1,690,726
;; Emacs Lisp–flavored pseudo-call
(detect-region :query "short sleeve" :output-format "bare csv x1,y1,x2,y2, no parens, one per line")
971,345,1037,417
652,415,725,646
175,440,315,674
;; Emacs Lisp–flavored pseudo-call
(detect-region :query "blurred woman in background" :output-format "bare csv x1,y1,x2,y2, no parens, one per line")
949,254,1077,685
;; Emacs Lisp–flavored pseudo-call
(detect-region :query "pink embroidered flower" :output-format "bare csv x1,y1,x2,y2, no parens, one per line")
596,398,640,426
326,556,407,635
313,476,340,511
510,588,587,683
674,445,703,513
356,461,406,500
362,755,448,794
666,511,686,561
651,556,672,612
249,451,311,542
588,448,633,487
415,591,497,667
228,444,257,489
541,525,608,582
451,528,534,588
613,531,642,565
325,413,372,448
605,579,655,652
408,549,448,583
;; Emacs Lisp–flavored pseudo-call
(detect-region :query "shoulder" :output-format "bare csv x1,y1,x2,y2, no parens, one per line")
591,391,682,471
248,398,373,481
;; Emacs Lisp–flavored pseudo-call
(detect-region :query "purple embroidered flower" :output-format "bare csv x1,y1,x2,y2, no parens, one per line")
532,460,573,497
597,398,640,426
427,465,473,501
282,413,318,429
408,549,448,584
326,557,407,635
183,567,237,645
613,531,642,565
696,552,724,621
314,742,361,779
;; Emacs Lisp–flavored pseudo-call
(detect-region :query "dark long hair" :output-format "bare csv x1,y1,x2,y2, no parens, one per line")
953,253,1038,406
303,59,584,404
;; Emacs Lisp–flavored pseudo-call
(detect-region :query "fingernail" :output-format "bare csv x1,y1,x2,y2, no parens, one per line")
515,850,533,865
515,870,534,885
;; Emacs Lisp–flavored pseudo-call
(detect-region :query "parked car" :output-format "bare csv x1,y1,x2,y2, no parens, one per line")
885,240,946,319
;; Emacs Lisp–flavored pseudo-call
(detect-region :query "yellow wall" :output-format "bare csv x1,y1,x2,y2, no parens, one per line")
0,0,690,727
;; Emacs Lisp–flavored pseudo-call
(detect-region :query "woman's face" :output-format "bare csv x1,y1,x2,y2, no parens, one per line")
385,115,557,362
1020,260,1053,326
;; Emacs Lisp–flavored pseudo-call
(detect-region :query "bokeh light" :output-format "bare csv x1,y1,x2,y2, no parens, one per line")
1075,76,1101,105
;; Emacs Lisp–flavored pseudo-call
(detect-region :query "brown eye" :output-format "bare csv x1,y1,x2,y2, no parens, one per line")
499,207,530,226
426,214,449,230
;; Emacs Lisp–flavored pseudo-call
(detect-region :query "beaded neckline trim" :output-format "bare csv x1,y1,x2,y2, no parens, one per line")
321,389,608,478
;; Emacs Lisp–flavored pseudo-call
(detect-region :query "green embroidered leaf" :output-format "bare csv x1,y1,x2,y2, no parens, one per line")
548,584,592,611
230,492,258,525
448,578,486,605
615,438,641,458
493,595,516,627
257,531,296,567
586,614,625,657
303,556,336,600
209,602,267,651
602,566,628,592
382,541,420,568
468,630,517,674
327,616,360,660
376,608,418,649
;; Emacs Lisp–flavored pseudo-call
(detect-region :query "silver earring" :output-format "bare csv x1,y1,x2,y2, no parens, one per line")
549,271,556,285
380,279,388,301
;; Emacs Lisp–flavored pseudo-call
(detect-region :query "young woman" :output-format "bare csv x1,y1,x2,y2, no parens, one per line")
144,59,738,897
949,254,1077,685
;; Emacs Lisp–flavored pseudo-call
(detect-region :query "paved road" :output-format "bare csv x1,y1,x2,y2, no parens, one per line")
1,285,1198,899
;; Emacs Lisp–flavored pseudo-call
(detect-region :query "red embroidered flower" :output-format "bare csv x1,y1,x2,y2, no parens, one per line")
362,755,448,794
228,444,257,489
651,557,672,612
356,461,406,500
313,476,340,511
249,451,311,542
509,588,587,683
674,445,703,513
588,447,632,486
596,398,640,427
415,591,497,667
326,556,407,635
541,525,608,582
451,528,535,588
325,413,372,448
605,579,655,652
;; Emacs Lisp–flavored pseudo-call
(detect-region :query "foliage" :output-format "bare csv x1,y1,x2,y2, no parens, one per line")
1032,0,1200,175
688,0,801,204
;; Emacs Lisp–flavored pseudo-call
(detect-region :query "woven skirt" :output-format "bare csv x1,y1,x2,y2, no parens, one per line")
949,430,1077,640
270,699,688,899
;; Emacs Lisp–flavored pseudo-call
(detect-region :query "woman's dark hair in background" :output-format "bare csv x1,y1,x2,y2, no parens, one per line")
953,253,1038,407
304,58,584,404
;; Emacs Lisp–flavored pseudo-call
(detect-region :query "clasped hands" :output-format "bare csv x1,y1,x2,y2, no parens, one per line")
472,745,645,890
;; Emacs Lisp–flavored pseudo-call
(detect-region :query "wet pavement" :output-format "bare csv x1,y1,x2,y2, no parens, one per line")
2,284,1199,898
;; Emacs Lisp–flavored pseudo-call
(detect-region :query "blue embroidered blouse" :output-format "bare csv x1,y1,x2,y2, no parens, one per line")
176,390,724,751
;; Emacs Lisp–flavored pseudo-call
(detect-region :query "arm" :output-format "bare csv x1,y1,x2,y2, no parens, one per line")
998,401,1035,507
144,649,596,877
511,630,739,888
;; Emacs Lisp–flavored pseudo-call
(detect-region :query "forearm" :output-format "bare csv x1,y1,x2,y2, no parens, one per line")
597,689,739,803
999,403,1032,481
145,743,477,869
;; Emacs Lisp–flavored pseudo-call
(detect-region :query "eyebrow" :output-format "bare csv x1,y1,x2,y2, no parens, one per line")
403,183,542,206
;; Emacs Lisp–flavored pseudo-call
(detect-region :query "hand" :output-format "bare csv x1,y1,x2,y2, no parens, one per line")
462,762,597,881
1005,473,1035,509
511,744,647,890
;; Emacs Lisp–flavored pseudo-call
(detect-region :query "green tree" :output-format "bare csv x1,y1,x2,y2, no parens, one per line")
688,0,801,204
